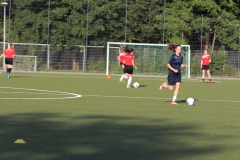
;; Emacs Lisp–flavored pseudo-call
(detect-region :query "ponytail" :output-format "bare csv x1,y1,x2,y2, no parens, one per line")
168,44,181,51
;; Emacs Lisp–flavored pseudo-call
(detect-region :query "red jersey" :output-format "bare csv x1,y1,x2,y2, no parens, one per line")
201,54,211,65
4,48,15,58
123,54,135,66
117,51,125,63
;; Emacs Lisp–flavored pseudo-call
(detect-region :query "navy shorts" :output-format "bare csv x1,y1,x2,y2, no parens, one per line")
124,65,133,74
168,73,181,85
5,58,13,65
202,65,210,70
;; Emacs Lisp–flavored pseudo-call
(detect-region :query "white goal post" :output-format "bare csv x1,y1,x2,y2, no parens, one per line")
3,55,37,72
106,42,191,78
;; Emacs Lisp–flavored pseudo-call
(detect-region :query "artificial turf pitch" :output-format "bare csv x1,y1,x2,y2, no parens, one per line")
0,72,239,160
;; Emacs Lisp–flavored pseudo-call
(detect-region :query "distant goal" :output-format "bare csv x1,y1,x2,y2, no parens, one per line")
106,42,191,78
4,55,37,72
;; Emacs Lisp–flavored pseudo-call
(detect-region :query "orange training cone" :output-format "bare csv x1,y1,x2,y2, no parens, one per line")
107,75,112,79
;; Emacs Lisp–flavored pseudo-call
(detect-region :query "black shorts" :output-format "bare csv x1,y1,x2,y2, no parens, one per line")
5,58,13,65
168,73,181,86
202,65,210,70
124,65,133,74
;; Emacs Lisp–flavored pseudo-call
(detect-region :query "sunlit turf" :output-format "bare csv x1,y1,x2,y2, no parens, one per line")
0,72,239,160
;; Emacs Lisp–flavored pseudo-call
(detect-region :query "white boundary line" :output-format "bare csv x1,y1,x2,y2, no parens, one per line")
83,95,240,103
1,87,238,103
183,78,221,83
0,87,81,100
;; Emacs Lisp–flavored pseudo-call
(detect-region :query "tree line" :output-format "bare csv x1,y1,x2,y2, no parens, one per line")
0,0,239,51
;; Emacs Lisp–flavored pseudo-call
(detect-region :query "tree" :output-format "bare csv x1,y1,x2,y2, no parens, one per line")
1,0,239,52
127,0,164,43
155,0,195,44
86,0,126,45
189,0,239,50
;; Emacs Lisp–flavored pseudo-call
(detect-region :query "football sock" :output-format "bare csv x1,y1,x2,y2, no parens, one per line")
120,75,124,80
209,79,211,82
9,68,12,73
172,96,177,101
123,75,127,79
202,79,204,82
127,77,132,86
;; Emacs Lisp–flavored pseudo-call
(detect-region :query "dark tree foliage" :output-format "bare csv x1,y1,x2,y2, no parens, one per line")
0,0,239,50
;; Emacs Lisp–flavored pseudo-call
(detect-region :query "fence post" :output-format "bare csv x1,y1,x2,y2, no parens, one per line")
47,44,50,71
200,14,204,75
84,0,90,72
238,16,240,77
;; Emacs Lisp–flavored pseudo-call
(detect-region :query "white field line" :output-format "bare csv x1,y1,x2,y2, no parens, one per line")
0,91,67,95
83,95,240,103
0,73,223,84
0,87,81,99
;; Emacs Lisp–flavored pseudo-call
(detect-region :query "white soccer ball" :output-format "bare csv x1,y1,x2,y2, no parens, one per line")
186,98,195,106
133,82,139,88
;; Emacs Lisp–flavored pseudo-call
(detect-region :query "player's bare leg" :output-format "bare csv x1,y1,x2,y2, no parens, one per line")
171,82,180,104
127,74,132,88
202,70,205,84
207,70,212,84
159,82,167,90
119,65,125,82
6,64,13,78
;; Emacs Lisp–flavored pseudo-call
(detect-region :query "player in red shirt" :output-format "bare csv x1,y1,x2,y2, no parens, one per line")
119,47,137,88
201,50,212,84
117,47,126,82
0,43,16,78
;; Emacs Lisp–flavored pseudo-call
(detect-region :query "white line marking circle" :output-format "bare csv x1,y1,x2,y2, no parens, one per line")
0,87,81,100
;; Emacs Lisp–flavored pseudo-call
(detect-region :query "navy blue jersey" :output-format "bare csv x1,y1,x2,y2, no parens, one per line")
168,53,183,74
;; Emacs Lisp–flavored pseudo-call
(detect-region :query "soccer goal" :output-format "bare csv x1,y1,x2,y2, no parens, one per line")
106,42,191,78
3,55,37,72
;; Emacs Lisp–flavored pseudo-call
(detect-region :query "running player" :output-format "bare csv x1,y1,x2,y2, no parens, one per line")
159,44,188,105
121,47,137,88
0,43,16,78
201,50,212,84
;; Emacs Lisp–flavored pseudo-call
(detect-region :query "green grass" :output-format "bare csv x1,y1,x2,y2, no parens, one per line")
0,72,240,160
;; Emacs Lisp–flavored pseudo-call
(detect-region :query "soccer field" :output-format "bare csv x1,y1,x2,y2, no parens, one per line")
0,72,240,160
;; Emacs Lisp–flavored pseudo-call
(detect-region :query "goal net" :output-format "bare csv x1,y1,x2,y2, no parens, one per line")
3,55,37,72
106,42,191,78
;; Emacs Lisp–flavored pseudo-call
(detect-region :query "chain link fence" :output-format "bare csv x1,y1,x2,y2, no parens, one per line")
0,42,239,77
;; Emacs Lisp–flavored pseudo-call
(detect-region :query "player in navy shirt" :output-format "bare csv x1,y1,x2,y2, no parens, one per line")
159,44,188,105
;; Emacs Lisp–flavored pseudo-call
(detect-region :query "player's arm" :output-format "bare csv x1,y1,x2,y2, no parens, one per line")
167,56,177,72
132,60,137,69
208,57,211,63
167,63,178,73
0,52,4,59
12,50,16,59
181,64,188,68
122,60,125,68
200,60,203,68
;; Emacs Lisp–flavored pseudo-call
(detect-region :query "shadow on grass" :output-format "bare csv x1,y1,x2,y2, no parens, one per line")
0,113,224,160
139,84,147,88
